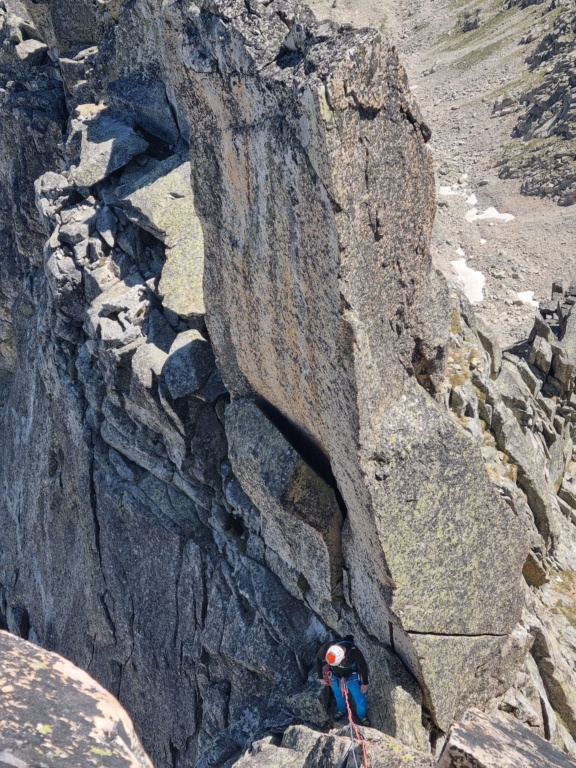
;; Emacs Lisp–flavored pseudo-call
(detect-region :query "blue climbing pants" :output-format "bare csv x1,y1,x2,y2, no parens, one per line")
331,673,367,718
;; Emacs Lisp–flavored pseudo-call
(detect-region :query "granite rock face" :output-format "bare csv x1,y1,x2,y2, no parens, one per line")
166,0,527,729
226,399,344,603
1,1,575,767
437,709,576,768
0,630,152,768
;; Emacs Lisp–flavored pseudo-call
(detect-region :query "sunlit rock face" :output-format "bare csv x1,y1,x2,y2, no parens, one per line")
0,630,152,768
0,0,539,764
164,0,527,729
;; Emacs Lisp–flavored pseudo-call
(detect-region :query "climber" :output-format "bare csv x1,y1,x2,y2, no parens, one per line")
316,636,370,726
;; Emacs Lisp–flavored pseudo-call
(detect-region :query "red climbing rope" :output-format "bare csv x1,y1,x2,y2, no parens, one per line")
340,677,369,768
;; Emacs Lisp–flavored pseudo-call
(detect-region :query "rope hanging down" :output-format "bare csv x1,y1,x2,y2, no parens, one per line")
340,677,369,768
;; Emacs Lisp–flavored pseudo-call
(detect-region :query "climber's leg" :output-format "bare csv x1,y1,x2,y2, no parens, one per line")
330,675,347,715
346,675,367,719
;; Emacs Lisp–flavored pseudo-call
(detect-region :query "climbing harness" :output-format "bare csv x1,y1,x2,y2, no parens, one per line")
340,677,369,768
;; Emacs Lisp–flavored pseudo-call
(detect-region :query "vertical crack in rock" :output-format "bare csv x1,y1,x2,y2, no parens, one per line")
160,0,528,731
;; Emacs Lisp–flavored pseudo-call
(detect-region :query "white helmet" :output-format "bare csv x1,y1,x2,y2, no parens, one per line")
326,644,345,666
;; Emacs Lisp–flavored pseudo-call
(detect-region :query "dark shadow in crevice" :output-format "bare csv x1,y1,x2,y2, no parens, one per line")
254,396,348,519
275,50,304,69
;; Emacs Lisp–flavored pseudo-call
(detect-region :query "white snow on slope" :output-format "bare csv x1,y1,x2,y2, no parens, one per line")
450,259,485,303
465,206,515,223
517,291,539,308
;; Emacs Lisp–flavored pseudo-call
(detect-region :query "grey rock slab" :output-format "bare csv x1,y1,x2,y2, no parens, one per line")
487,385,561,547
372,384,527,636
551,352,574,391
69,105,149,188
95,206,117,248
530,607,576,740
126,344,187,468
559,480,576,510
236,725,434,768
476,318,502,378
14,38,48,64
163,329,215,399
115,154,204,319
530,313,555,344
530,335,553,374
409,627,531,732
172,0,527,729
233,740,307,768
226,399,344,602
0,631,152,767
437,708,576,768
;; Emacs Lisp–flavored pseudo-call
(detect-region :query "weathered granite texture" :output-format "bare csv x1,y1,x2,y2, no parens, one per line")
0,0,66,411
162,0,527,729
437,709,576,768
0,3,431,765
113,154,205,320
233,724,436,768
2,1,576,767
226,399,344,603
0,630,152,767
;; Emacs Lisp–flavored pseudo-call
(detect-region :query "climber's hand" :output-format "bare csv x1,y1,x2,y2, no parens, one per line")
320,678,331,687
360,684,368,694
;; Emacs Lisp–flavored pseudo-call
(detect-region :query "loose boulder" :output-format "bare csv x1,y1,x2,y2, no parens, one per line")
115,154,204,320
69,105,149,188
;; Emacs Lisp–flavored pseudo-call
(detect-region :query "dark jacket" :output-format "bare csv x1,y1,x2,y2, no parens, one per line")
316,638,369,684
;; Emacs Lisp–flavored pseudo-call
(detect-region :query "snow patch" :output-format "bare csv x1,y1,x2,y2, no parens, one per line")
451,259,485,303
465,206,515,223
439,185,459,196
517,291,539,308
466,193,478,206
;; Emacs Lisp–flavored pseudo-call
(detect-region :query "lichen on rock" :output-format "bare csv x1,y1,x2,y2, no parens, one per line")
2,0,576,766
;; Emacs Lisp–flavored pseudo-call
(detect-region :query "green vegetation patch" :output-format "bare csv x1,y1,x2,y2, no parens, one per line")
439,1,522,52
453,37,508,70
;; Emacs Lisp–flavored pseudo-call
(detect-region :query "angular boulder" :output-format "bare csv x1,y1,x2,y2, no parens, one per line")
226,399,343,602
163,329,216,400
0,630,152,768
437,709,576,768
69,105,149,188
14,38,48,64
115,154,204,320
